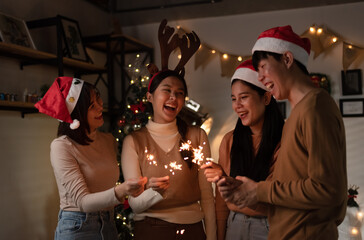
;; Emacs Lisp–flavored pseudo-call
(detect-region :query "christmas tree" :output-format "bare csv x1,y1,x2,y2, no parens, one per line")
113,54,151,239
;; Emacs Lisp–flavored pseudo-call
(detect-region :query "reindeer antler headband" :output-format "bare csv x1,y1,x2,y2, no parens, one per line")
147,19,201,91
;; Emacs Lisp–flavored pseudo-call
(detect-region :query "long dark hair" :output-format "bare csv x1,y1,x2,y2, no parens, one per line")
229,80,284,181
148,70,193,167
57,82,100,145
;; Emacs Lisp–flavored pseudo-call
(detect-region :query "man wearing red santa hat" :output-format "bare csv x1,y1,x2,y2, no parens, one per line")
217,25,347,240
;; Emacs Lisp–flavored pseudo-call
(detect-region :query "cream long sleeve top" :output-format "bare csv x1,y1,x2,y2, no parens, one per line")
121,119,217,240
50,131,121,212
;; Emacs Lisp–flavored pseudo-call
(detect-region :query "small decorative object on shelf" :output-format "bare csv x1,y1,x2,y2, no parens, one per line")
348,185,360,208
60,15,88,62
309,72,331,94
0,12,36,49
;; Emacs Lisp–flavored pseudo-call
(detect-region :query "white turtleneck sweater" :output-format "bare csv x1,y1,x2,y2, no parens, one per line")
121,119,217,240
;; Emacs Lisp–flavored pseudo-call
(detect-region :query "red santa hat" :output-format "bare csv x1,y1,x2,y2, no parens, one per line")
252,25,311,66
35,76,84,129
231,59,268,91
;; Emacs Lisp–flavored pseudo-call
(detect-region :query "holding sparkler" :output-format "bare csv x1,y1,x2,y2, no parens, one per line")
120,20,216,240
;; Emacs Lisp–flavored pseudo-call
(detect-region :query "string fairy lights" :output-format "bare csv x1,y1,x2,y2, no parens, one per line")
175,23,364,76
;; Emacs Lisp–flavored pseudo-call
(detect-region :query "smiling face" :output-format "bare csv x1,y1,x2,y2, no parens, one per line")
147,76,186,124
257,54,290,100
87,90,104,132
231,80,270,134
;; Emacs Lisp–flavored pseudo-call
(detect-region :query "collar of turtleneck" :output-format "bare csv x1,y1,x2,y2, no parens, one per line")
146,119,179,137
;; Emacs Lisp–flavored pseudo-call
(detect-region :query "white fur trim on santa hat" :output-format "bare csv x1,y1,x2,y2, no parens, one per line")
66,78,84,115
70,119,80,129
231,67,268,91
252,37,309,67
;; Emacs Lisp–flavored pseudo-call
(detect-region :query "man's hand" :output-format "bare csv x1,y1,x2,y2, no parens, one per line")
216,176,258,208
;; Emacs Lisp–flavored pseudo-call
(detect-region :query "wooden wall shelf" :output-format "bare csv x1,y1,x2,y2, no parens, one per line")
0,42,106,73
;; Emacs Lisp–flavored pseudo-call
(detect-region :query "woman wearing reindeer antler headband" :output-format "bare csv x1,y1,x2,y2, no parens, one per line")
121,20,217,240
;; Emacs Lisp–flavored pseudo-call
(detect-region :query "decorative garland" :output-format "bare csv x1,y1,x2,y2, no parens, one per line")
309,73,331,94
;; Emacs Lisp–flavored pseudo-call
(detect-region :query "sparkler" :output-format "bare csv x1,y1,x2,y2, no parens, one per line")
145,147,157,166
179,140,213,167
145,140,213,176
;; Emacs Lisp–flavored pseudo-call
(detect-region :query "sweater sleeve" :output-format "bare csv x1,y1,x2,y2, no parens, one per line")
198,129,217,240
257,95,347,210
50,138,120,212
121,134,163,213
215,132,231,240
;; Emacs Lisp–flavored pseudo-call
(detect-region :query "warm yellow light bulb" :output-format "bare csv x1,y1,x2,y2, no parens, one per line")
128,64,132,67
332,37,337,43
237,56,243,62
317,28,323,34
357,211,363,220
348,45,353,49
135,69,140,72
136,54,140,58
309,27,316,33
178,54,182,59
177,25,181,29
223,54,228,59
211,50,216,54
130,80,134,84
351,227,358,235
127,105,131,108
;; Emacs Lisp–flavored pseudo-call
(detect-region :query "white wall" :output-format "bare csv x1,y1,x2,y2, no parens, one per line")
0,1,111,239
1,1,364,239
122,2,364,237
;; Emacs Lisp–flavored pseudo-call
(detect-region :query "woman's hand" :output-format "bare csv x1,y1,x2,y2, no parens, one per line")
148,176,170,195
115,176,148,201
200,162,226,183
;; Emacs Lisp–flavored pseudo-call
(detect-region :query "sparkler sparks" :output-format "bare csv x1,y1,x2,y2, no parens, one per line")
145,147,157,166
164,161,183,175
179,140,212,167
145,140,213,176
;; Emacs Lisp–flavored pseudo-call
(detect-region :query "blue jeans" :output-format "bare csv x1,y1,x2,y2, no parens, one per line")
225,211,269,240
54,209,118,240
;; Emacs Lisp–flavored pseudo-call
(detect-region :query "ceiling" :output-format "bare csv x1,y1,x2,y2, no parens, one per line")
85,0,363,26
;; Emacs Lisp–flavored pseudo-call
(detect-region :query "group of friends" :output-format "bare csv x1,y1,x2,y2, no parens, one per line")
35,24,347,240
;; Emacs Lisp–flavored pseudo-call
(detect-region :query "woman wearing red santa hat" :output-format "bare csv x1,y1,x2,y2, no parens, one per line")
201,59,284,240
35,76,147,240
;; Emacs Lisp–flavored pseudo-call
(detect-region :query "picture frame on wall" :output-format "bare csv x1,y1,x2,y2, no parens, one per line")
339,98,364,117
341,69,362,95
60,16,87,61
0,12,36,49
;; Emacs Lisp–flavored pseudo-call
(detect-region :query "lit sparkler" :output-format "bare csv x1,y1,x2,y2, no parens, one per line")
145,147,157,166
